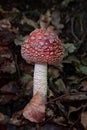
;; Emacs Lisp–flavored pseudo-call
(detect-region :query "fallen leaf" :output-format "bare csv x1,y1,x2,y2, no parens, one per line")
0,81,18,94
9,110,26,126
14,35,27,46
21,73,32,84
0,29,15,46
73,128,77,130
51,11,64,34
62,0,75,7
0,19,11,29
0,46,16,74
0,94,19,104
53,117,67,126
68,106,82,124
78,65,87,75
0,113,5,123
0,113,9,124
63,43,76,57
81,80,87,91
81,56,87,66
81,112,87,130
48,66,60,78
39,10,51,28
54,78,66,93
23,92,45,123
21,15,38,28
42,123,68,130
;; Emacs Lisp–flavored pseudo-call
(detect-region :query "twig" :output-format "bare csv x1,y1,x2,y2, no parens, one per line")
68,103,87,130
46,92,87,104
71,17,80,41
14,54,21,79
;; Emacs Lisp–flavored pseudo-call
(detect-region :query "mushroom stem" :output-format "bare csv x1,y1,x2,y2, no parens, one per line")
33,63,47,102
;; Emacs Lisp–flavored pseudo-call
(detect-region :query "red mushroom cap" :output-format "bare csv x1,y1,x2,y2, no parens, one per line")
21,28,63,64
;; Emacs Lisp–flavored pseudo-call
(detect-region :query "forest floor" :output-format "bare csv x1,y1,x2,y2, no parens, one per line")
0,0,87,130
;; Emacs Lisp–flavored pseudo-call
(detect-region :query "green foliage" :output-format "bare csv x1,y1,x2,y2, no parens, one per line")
21,73,32,84
14,35,27,46
63,43,76,57
77,65,87,75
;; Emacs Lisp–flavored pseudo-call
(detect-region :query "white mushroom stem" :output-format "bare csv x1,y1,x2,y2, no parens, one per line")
33,63,47,102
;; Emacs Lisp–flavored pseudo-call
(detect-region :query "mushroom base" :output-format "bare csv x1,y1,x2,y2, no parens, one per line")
23,92,45,123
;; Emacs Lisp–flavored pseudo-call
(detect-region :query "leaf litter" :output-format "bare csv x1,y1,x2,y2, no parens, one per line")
0,0,87,130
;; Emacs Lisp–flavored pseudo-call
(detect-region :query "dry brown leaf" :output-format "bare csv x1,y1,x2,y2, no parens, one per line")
0,113,9,124
0,81,18,93
25,80,33,94
23,92,45,123
81,80,87,91
0,94,19,104
0,19,11,29
81,112,87,130
39,10,51,28
53,116,67,126
0,29,15,46
54,78,66,93
1,60,16,74
51,11,64,34
73,128,77,130
0,113,5,123
48,66,60,78
0,46,16,73
9,110,26,126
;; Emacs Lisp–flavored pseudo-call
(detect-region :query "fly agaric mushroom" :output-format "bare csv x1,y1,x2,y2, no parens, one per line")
21,28,63,123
